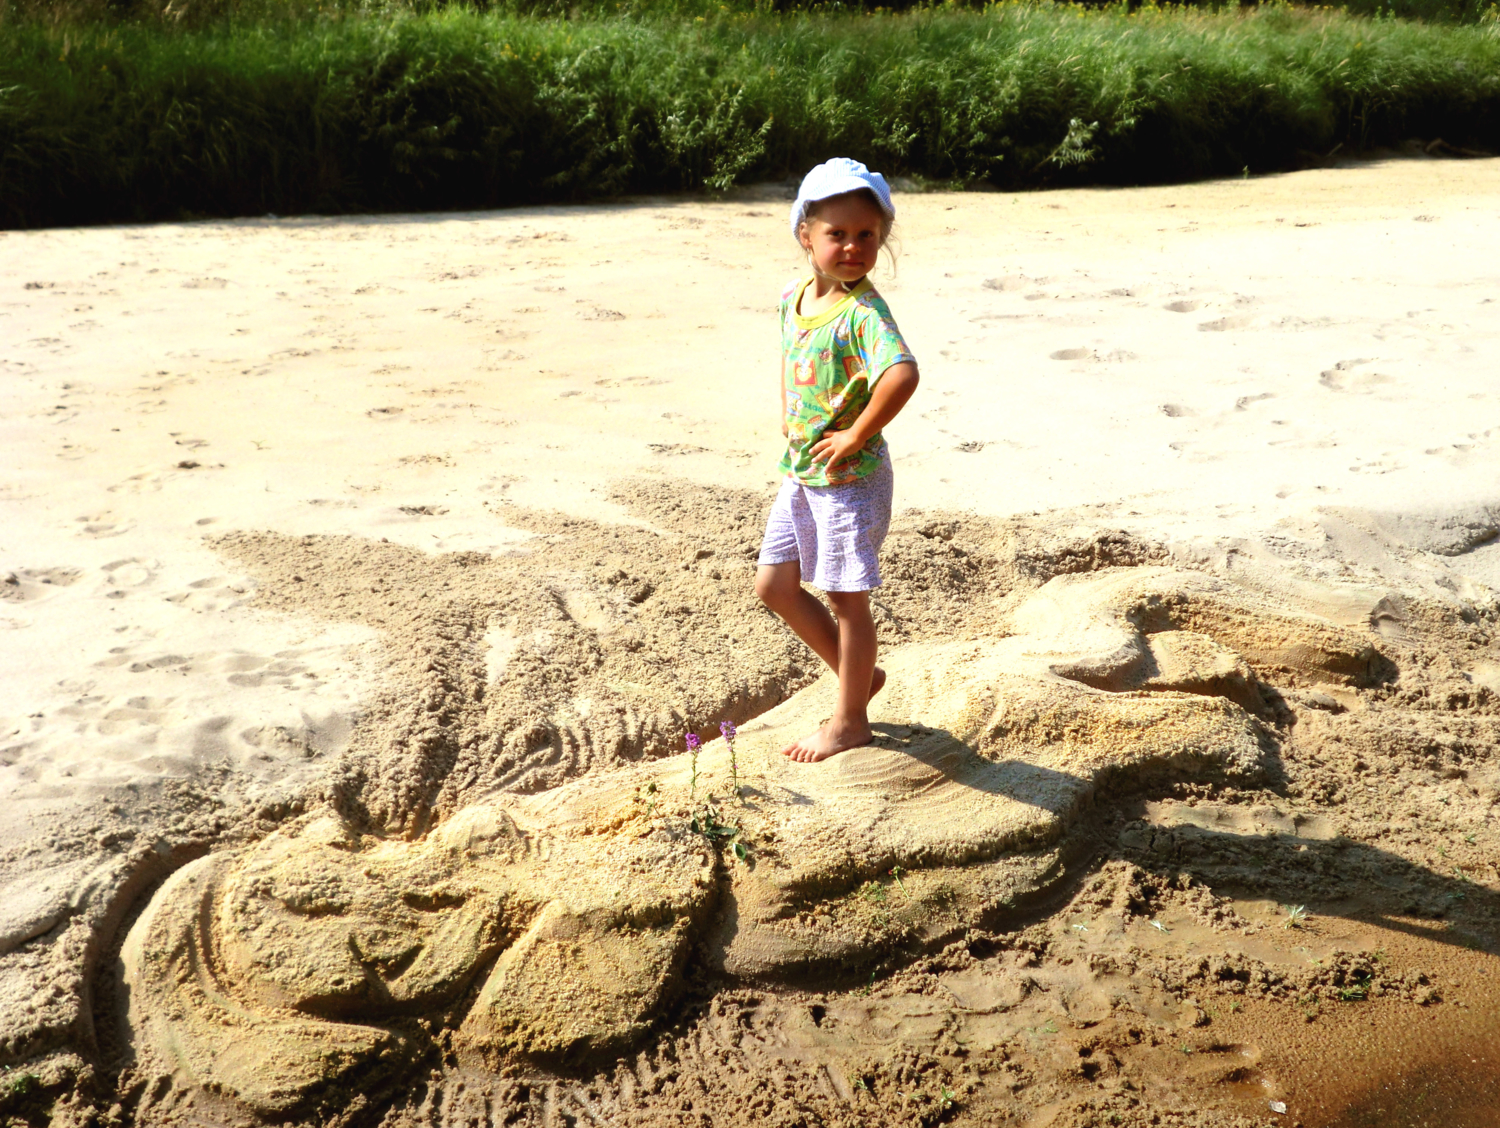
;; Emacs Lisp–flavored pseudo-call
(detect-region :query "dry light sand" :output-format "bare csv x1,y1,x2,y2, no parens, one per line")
3,157,1500,1128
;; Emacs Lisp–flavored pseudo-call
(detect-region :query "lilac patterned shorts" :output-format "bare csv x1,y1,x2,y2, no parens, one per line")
757,452,894,592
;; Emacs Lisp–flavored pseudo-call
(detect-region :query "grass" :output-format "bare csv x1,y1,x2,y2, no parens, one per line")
1336,976,1371,1000
3,0,1500,227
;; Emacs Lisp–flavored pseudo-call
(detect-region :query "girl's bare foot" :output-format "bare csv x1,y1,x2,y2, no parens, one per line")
782,717,873,763
780,667,885,762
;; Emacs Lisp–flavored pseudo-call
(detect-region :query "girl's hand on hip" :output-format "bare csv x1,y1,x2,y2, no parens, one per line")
808,429,863,470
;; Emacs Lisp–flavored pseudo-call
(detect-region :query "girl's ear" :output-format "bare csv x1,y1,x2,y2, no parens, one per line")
796,220,813,250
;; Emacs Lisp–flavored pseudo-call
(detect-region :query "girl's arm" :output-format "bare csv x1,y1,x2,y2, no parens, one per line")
779,357,788,437
807,361,919,470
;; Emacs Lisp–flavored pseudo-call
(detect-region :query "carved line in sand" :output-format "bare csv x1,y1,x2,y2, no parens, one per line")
121,568,1389,1116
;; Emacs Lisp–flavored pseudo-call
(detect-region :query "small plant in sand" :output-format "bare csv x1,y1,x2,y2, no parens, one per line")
685,722,741,800
2,1071,39,1101
720,719,740,798
1337,976,1371,1002
685,731,701,800
683,723,749,860
690,801,748,862
634,779,659,820
1282,904,1311,930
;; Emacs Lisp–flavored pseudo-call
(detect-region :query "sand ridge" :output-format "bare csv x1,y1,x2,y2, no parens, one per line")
113,491,1498,1124
101,496,1500,1127
117,552,1307,1115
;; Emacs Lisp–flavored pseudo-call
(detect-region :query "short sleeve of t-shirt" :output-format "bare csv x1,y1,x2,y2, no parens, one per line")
849,293,913,390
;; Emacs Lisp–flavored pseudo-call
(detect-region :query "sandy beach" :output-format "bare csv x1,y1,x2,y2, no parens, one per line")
3,156,1500,1127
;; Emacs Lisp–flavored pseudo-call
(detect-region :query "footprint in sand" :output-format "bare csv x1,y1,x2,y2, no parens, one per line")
1164,299,1202,313
164,576,251,614
76,513,134,538
1198,314,1255,332
100,557,158,598
106,471,164,495
222,652,318,689
1049,347,1094,361
1348,458,1404,475
1319,359,1394,393
127,653,191,673
1,567,82,602
91,696,174,736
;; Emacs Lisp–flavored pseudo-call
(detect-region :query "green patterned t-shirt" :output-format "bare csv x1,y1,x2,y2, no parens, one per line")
778,276,916,487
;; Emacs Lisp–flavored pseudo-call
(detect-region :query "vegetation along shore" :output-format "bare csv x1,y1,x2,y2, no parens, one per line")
3,0,1499,228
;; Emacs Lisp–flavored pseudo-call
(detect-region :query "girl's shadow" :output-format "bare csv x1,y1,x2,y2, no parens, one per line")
866,720,1496,956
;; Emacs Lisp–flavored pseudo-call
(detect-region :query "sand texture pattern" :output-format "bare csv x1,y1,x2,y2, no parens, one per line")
5,160,1500,1128
118,563,1299,1115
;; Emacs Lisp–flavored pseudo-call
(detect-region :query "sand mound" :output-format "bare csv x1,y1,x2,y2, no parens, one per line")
122,803,715,1115
115,560,1377,1116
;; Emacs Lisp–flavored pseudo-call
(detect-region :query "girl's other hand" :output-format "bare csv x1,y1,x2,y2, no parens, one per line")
808,428,863,469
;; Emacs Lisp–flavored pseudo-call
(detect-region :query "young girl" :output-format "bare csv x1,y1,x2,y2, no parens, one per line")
754,158,920,763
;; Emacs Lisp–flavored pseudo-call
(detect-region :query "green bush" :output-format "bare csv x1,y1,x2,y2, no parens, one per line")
2,2,1498,228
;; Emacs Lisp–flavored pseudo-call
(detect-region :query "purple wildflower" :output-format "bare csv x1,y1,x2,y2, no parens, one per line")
720,720,739,796
685,732,701,752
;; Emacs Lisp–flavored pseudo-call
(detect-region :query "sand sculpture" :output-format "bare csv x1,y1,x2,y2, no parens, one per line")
119,565,1388,1117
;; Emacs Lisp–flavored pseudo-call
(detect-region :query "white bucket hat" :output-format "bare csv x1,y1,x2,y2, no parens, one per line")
789,157,895,239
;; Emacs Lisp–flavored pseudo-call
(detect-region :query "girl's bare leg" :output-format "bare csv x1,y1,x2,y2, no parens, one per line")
752,567,880,762
754,565,885,730
781,589,876,761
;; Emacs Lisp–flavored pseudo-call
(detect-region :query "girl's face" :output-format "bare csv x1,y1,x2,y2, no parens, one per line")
798,194,887,286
